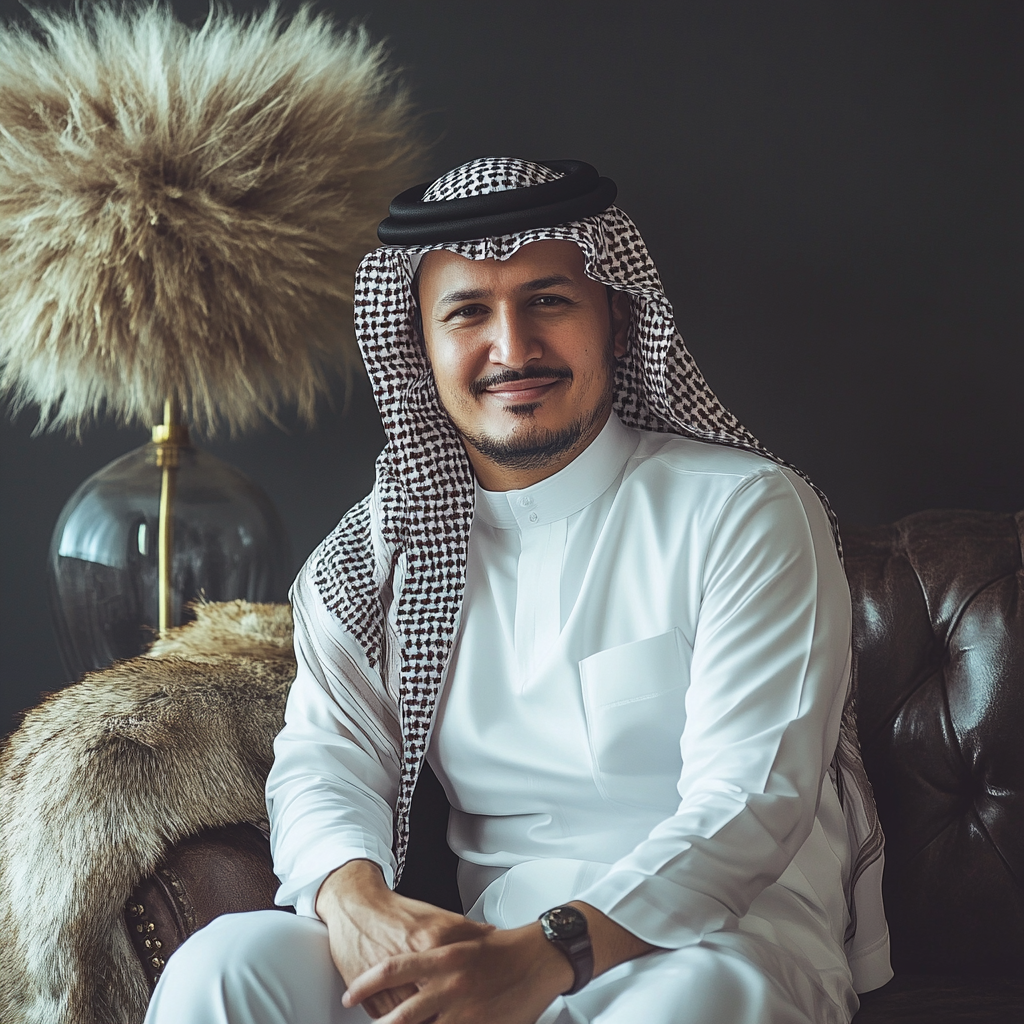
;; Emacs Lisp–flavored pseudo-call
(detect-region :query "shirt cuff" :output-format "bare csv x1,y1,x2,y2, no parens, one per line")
274,832,397,920
575,869,736,949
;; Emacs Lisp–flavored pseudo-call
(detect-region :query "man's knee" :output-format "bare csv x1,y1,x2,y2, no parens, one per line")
161,910,303,982
147,910,350,1024
570,943,834,1024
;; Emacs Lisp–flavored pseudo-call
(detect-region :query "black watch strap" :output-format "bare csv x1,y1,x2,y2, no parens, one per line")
539,906,594,995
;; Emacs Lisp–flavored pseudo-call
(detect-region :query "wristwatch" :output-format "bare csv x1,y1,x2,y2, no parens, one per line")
538,905,594,995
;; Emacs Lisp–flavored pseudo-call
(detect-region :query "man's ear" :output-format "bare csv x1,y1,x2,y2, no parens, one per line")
610,289,631,359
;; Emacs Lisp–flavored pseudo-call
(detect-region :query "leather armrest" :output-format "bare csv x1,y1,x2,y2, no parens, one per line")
124,822,293,988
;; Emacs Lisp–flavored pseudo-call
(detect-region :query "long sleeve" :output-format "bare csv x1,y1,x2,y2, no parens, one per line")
576,465,852,949
266,568,402,919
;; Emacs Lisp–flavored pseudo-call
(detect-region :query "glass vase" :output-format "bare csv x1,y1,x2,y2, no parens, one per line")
47,440,292,680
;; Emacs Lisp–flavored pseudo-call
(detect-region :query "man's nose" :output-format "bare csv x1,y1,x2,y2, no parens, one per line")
489,307,542,367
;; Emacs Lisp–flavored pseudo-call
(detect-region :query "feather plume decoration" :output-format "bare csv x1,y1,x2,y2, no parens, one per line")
0,2,421,435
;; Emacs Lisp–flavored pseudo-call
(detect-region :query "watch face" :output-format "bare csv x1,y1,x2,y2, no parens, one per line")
541,905,587,941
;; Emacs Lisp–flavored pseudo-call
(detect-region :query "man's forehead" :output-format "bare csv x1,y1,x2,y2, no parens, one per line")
417,239,588,293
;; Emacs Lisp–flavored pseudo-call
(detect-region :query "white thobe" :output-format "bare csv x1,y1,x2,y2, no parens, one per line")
145,413,890,1024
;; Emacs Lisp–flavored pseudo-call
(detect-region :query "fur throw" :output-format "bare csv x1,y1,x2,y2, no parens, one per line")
0,2,421,436
0,601,295,1024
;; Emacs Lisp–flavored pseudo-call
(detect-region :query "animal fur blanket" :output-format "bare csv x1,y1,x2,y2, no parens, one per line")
0,601,295,1024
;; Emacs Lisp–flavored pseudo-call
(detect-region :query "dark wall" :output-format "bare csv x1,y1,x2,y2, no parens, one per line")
2,0,1022,733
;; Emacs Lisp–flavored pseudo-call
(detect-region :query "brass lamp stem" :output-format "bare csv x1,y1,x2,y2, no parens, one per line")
152,397,190,635
157,454,176,635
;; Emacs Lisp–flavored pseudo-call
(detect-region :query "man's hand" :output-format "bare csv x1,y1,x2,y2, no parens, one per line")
342,920,573,1024
341,900,659,1024
315,859,494,1019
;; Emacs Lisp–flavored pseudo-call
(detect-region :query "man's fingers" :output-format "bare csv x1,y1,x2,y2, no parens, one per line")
363,984,418,1019
343,953,425,1008
375,990,441,1024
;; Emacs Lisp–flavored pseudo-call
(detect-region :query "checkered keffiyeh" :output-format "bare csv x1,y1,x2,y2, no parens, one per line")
311,157,883,931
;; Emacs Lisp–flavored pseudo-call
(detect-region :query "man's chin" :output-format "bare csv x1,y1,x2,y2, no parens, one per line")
462,417,590,471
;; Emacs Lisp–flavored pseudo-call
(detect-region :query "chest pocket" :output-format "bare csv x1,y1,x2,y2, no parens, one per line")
579,628,690,808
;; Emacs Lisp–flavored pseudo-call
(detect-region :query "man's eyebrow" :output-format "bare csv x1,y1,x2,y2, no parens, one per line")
521,274,576,291
435,275,578,307
437,287,490,306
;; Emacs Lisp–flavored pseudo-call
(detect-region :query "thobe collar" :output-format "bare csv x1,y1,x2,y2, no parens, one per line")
474,411,638,530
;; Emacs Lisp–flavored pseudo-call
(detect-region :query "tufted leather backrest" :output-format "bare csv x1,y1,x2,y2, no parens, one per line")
845,510,1024,975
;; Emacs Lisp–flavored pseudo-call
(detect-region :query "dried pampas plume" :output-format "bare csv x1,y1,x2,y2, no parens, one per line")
0,2,420,436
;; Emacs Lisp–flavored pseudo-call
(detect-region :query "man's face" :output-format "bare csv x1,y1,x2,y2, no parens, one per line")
417,239,630,490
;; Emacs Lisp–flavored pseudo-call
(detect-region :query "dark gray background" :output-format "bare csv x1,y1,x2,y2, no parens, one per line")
2,0,1022,735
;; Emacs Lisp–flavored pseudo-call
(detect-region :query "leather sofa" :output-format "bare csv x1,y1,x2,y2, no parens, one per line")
124,509,1024,1022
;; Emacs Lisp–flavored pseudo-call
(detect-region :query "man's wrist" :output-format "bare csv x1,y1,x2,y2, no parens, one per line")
567,900,657,977
539,905,594,994
314,858,390,920
521,922,576,999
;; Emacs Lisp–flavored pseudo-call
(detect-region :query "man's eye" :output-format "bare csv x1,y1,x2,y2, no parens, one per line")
532,294,570,306
447,305,486,320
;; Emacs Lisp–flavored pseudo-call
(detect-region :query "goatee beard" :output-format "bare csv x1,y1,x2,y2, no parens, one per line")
461,341,617,472
462,403,606,471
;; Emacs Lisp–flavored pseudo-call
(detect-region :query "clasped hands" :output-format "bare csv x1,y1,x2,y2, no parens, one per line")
315,859,574,1024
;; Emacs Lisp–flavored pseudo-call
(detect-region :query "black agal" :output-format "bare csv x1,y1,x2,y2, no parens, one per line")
377,160,617,245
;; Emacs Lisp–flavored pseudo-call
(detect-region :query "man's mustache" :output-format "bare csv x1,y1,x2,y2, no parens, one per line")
470,367,572,397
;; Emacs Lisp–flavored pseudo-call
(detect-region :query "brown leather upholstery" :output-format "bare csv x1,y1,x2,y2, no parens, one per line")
124,823,291,987
126,509,1024,1018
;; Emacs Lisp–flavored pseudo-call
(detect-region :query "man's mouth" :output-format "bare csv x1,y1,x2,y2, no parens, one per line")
472,369,572,402
485,377,563,401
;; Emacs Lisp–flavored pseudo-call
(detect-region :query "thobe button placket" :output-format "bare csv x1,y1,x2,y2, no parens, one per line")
512,510,566,686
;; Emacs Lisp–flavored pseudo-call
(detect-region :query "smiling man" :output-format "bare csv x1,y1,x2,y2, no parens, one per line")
418,241,629,489
144,158,891,1024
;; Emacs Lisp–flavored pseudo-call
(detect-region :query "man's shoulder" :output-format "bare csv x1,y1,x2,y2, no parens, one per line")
628,429,784,484
621,430,839,572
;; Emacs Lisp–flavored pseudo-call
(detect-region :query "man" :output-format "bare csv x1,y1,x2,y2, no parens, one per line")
145,157,890,1024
